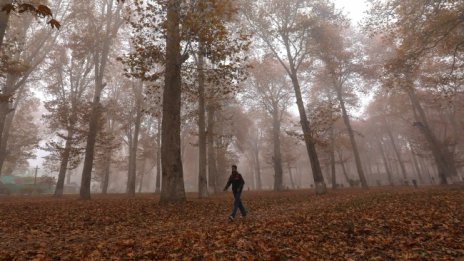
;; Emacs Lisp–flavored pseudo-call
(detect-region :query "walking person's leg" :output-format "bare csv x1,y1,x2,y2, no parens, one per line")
237,193,247,217
230,192,240,219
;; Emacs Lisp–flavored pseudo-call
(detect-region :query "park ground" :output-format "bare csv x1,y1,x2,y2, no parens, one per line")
0,187,463,260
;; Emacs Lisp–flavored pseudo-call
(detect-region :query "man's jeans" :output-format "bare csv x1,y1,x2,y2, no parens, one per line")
231,191,246,218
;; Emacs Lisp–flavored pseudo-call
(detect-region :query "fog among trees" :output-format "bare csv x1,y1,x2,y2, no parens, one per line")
0,0,463,201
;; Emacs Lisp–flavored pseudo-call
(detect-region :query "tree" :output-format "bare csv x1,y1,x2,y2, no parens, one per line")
245,57,293,191
80,0,123,200
1,94,39,175
0,1,60,46
42,45,93,197
124,0,249,200
243,0,343,194
0,0,65,175
125,80,144,197
312,22,369,188
366,0,464,184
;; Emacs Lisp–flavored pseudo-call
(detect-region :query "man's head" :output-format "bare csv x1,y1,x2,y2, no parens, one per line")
232,165,237,171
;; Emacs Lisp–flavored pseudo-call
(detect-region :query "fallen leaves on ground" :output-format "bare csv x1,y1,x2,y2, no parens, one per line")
0,187,463,260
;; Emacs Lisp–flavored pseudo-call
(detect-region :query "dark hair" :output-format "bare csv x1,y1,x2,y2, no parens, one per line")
231,165,237,169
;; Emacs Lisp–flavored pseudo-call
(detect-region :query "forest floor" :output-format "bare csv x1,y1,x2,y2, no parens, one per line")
0,187,463,260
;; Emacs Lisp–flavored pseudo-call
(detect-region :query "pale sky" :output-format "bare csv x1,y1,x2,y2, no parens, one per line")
334,0,369,23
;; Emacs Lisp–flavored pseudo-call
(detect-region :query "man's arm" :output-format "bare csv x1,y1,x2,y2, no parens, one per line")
223,176,232,191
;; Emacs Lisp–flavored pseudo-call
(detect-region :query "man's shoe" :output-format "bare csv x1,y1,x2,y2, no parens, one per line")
228,216,234,222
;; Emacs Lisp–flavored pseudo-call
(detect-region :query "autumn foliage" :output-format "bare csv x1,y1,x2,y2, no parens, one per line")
0,187,463,260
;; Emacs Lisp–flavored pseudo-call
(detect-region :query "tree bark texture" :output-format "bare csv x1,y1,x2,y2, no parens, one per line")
206,105,217,193
272,109,283,191
289,74,326,194
160,0,186,202
335,86,368,189
197,45,208,198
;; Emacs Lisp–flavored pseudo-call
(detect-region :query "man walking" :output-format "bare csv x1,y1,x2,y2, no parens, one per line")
224,165,247,221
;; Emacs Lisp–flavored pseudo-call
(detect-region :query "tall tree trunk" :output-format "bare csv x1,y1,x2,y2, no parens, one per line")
127,105,142,197
216,147,227,189
160,0,186,202
272,109,283,191
252,138,262,190
0,104,13,173
249,164,256,190
206,105,217,193
337,150,350,186
289,73,326,194
329,126,336,189
406,87,456,184
335,86,367,188
378,141,394,186
155,118,161,193
384,119,408,182
287,165,295,189
66,169,71,185
80,0,117,200
197,45,208,198
0,76,16,167
137,158,146,193
101,150,111,194
101,116,115,194
54,129,74,197
80,90,102,200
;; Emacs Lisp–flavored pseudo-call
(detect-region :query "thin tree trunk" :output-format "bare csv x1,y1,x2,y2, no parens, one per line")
252,137,262,190
206,105,217,192
335,86,367,189
66,169,72,185
137,158,146,193
378,141,394,186
127,105,142,197
160,0,186,202
287,165,295,189
155,118,161,193
54,130,74,197
249,164,256,190
80,0,117,200
289,73,326,194
337,150,350,186
215,120,230,188
272,109,283,191
197,44,207,198
384,119,408,182
101,150,111,194
329,126,336,189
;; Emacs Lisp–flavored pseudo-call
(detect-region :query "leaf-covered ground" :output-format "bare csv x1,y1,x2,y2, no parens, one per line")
0,187,463,260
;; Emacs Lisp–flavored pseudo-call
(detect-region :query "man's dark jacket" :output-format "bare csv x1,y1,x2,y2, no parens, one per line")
224,171,245,193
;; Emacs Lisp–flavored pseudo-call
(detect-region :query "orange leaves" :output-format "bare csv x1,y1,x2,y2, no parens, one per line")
1,2,60,30
47,19,61,30
1,4,14,14
0,189,463,259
